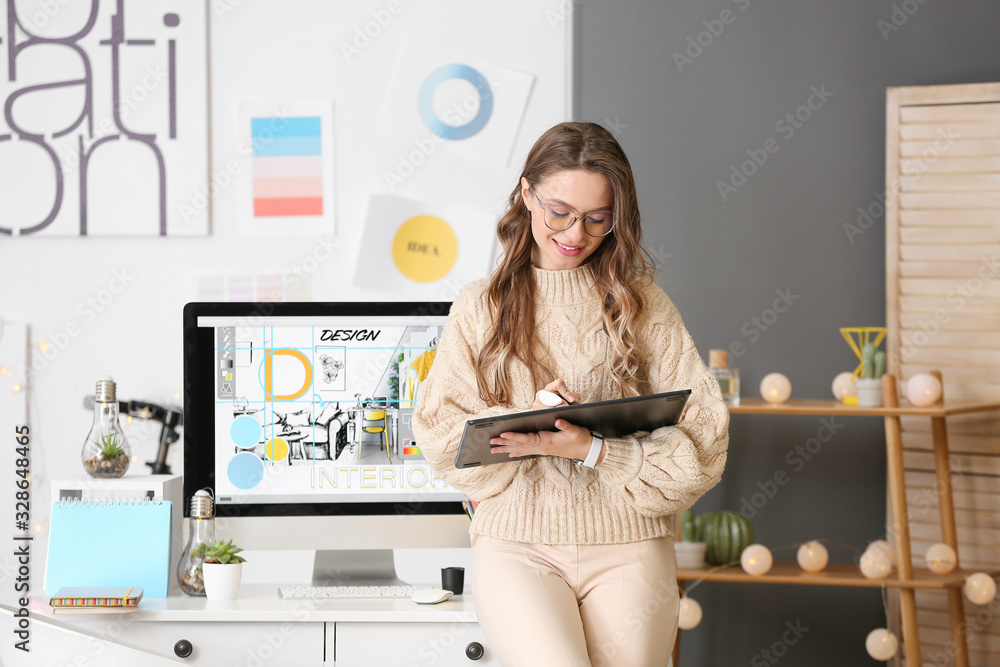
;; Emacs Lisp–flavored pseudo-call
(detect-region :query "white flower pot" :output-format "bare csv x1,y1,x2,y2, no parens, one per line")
674,542,708,569
856,379,883,408
202,562,243,600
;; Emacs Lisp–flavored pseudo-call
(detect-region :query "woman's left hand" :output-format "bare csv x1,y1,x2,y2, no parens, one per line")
489,419,592,461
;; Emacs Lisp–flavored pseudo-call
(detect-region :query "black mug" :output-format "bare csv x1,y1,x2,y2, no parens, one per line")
441,567,465,595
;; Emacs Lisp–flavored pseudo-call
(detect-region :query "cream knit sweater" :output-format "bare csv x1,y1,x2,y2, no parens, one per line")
411,264,729,545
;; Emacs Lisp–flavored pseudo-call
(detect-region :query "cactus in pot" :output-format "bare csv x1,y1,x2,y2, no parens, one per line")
857,342,887,407
680,508,703,542
675,508,708,569
861,342,886,380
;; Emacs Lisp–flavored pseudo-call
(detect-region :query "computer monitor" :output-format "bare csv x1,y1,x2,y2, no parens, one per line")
182,301,471,585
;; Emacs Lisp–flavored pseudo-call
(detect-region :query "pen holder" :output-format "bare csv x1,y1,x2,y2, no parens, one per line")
442,567,465,595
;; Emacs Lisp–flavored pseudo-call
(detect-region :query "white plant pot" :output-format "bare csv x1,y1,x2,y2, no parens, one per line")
674,542,708,569
202,562,243,600
856,379,883,408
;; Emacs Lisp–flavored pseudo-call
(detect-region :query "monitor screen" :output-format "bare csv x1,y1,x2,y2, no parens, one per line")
182,302,466,520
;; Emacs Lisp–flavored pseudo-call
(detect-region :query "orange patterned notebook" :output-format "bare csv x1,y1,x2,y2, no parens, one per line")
49,587,144,608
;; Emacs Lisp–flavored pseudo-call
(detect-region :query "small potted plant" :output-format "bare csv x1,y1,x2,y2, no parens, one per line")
201,539,247,600
82,432,131,478
856,342,886,407
675,508,708,569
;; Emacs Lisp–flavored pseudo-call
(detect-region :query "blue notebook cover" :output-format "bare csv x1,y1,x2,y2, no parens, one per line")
45,500,172,597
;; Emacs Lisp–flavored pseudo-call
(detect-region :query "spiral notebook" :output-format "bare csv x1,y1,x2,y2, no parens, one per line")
45,499,172,598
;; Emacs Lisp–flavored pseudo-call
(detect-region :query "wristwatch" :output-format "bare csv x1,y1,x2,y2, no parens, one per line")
577,432,604,469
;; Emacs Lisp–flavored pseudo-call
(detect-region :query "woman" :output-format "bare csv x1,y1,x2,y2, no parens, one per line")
412,121,729,666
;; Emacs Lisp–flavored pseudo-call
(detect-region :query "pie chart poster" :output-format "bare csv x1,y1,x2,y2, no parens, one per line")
354,194,495,297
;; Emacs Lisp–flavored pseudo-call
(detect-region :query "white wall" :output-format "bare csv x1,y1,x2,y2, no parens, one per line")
0,0,572,571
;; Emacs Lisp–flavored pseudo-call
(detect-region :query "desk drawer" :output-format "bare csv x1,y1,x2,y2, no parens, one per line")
65,618,325,665
335,622,499,666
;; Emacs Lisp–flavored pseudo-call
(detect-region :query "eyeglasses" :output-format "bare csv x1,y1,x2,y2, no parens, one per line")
529,185,615,237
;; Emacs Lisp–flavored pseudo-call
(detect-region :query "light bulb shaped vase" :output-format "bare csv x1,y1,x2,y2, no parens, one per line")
81,378,132,478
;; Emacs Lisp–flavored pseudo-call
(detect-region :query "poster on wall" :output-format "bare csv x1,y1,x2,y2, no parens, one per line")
353,194,496,298
378,43,536,170
235,101,337,237
0,1,209,237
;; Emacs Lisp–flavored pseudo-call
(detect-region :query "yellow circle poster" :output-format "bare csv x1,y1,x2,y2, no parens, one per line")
391,215,459,283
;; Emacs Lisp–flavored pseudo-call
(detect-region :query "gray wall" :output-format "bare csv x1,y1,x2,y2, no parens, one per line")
577,1,1000,665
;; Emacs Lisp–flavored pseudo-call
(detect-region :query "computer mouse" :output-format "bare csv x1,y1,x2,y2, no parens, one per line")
411,589,454,605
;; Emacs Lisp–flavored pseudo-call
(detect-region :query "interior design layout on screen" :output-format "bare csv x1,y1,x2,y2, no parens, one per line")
214,319,451,504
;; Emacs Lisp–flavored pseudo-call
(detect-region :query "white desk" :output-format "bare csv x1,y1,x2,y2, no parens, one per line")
11,585,497,666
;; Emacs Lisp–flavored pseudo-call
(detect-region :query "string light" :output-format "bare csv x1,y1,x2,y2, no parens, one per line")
740,544,773,576
868,539,896,567
860,548,892,579
675,536,995,653
865,628,898,661
865,585,899,660
831,372,856,401
796,540,829,573
905,373,942,407
760,373,792,404
677,596,703,630
925,543,957,575
964,573,998,605
0,366,9,376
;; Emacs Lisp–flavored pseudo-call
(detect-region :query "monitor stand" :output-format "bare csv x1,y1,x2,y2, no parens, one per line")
311,549,406,587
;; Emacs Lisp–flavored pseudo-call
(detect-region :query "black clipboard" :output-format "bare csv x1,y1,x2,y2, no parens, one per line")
454,389,692,468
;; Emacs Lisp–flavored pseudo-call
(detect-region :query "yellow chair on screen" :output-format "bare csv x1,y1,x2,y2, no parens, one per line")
362,409,389,462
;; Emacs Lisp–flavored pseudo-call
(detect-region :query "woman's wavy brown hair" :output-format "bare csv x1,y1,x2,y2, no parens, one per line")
475,121,654,406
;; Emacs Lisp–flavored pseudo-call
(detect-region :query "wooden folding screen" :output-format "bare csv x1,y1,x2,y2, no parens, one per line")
886,82,1000,666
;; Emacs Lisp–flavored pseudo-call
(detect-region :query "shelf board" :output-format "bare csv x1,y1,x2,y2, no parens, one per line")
676,562,999,590
728,398,1000,418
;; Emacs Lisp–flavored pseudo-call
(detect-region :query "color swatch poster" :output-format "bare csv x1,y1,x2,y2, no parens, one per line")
252,117,323,217
378,43,535,169
354,195,496,298
0,1,208,236
236,101,336,236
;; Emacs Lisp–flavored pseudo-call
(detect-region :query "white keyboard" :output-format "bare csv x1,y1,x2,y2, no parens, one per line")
278,585,429,600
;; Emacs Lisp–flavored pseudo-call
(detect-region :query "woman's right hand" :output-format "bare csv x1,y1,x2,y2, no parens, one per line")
532,379,580,410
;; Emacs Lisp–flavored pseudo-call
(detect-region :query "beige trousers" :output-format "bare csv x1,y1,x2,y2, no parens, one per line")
471,534,679,667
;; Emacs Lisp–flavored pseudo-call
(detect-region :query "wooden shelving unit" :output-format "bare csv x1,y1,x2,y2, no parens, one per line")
677,562,1000,591
676,372,1000,667
729,398,1000,419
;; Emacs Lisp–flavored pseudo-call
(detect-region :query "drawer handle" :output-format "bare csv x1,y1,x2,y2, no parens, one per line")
174,639,193,658
465,641,484,660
